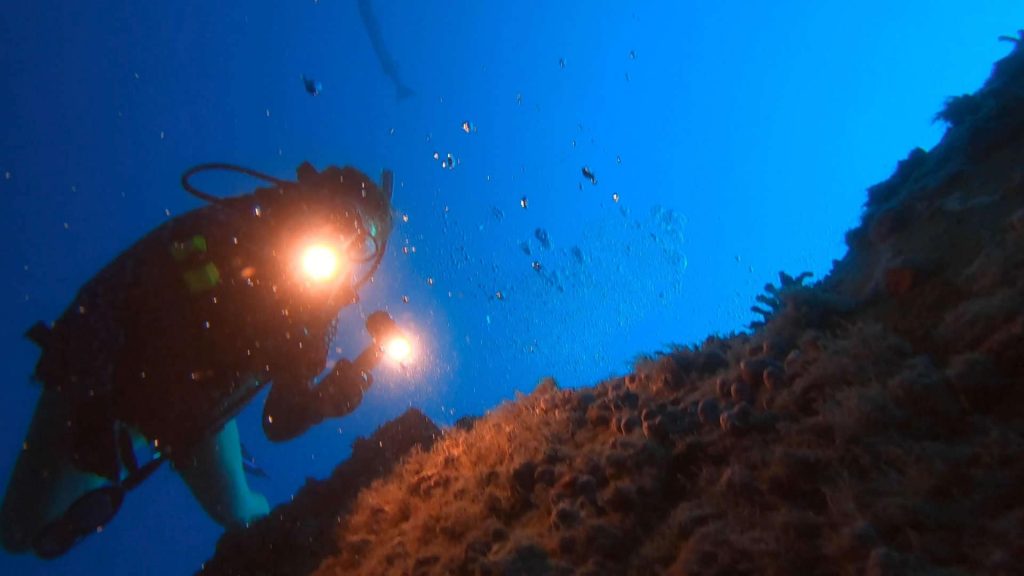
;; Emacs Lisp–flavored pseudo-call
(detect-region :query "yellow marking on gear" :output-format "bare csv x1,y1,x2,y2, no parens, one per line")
184,262,221,293
170,235,208,261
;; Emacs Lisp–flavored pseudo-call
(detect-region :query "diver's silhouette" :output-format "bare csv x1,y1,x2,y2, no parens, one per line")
1,162,402,558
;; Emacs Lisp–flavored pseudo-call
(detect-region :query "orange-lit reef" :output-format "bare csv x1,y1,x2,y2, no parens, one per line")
202,40,1024,575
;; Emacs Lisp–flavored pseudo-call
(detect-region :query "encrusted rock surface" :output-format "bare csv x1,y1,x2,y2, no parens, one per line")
203,41,1024,576
200,410,440,576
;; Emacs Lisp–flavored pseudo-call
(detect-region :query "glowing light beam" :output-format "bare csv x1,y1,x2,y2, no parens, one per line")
301,244,341,282
384,336,412,363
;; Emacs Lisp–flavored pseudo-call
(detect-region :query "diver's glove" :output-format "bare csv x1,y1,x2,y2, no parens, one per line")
314,359,373,419
312,311,397,420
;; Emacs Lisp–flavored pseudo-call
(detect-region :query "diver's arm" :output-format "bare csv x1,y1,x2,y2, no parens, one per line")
262,374,321,442
262,348,380,442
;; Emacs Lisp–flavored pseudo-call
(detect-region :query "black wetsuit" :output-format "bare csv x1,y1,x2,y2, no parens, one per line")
33,174,369,479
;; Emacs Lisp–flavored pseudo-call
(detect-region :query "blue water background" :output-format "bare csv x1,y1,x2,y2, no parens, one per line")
1,1,1021,574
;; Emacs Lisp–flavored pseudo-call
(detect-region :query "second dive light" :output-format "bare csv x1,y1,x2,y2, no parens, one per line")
365,310,413,365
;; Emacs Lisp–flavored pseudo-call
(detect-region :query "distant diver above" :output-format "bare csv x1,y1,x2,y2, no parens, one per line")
0,161,410,558
357,0,415,100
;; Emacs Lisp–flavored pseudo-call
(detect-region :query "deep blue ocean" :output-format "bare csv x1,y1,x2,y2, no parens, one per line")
1,2,1021,574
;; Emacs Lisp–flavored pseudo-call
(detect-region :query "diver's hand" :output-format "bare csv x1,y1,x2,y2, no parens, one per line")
315,359,372,419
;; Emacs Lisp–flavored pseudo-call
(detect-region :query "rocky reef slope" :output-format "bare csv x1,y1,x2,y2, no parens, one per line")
202,40,1024,575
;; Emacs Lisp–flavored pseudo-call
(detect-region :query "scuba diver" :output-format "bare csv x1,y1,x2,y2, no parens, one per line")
0,161,404,558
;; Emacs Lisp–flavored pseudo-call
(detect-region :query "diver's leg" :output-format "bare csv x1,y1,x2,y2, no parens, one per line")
174,419,269,528
0,389,107,553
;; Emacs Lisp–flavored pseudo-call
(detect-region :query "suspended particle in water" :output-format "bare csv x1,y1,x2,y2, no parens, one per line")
402,214,409,223
582,166,597,185
534,227,551,249
461,121,476,134
616,155,622,165
629,50,637,60
515,93,523,105
402,295,410,304
571,246,585,264
432,151,440,161
520,196,528,209
426,277,435,286
531,261,542,272
4,171,10,180
612,192,620,203
559,57,566,69
494,290,504,301
301,75,322,96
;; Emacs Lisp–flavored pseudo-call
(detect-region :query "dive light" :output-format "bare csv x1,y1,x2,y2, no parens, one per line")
365,311,412,364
